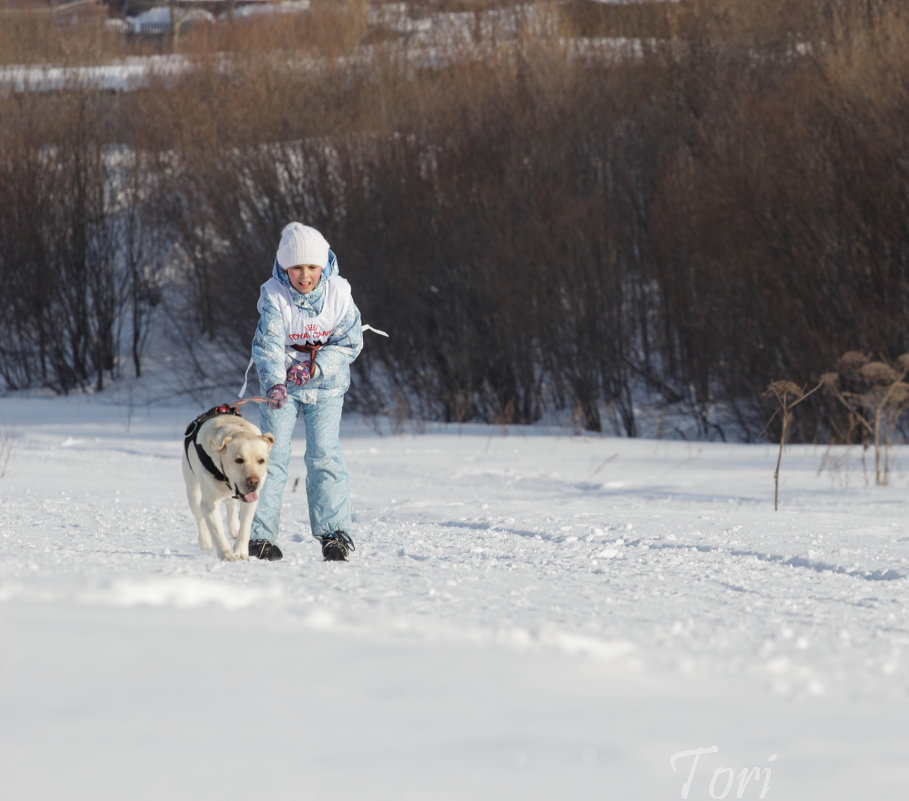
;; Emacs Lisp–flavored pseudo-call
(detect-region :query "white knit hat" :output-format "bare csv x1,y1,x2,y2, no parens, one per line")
275,222,330,269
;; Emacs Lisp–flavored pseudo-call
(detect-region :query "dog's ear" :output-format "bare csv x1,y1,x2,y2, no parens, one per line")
211,433,234,452
261,432,275,450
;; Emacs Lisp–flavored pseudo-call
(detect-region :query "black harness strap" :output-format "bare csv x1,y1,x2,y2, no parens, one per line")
183,404,243,489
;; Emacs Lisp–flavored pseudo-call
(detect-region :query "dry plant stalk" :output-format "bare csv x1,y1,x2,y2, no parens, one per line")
763,379,823,511
824,352,909,485
0,425,12,479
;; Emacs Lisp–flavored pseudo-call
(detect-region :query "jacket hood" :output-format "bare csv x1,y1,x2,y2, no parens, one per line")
272,249,339,300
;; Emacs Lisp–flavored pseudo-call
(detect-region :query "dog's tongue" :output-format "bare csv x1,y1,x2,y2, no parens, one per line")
242,491,259,503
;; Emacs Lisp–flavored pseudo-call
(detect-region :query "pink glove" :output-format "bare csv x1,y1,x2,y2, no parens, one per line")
287,360,312,387
266,383,287,409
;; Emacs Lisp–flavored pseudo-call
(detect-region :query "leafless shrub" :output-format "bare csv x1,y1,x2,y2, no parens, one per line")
0,13,124,67
5,2,909,438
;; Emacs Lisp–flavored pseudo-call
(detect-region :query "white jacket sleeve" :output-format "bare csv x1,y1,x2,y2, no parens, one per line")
251,285,289,391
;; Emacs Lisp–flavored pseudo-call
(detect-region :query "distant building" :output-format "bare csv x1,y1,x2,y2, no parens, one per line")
123,1,309,36
0,0,310,36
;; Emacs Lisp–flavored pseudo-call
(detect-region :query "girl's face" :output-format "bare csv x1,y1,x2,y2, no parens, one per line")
286,263,323,294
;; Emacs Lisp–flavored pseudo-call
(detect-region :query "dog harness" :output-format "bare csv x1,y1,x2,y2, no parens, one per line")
183,404,243,494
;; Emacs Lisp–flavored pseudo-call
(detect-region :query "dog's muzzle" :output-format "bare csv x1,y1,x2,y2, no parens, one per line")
232,487,260,503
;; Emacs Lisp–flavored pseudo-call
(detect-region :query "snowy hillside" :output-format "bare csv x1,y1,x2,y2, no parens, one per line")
1,392,907,800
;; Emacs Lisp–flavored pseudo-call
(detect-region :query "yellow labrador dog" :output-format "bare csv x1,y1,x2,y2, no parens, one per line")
182,405,274,561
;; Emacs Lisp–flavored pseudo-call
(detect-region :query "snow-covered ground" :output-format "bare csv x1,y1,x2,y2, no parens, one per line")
1,391,907,800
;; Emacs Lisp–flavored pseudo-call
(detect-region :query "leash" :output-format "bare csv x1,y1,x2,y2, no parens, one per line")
233,395,271,407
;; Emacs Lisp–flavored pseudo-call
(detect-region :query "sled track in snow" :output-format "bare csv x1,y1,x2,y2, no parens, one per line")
628,540,906,582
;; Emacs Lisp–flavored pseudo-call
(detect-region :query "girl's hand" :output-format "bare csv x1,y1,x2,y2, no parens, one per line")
287,361,312,387
266,383,288,409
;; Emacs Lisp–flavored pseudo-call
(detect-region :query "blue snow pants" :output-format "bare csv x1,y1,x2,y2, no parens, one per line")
250,394,350,544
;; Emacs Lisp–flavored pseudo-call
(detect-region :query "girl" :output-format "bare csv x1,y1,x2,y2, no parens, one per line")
242,222,363,561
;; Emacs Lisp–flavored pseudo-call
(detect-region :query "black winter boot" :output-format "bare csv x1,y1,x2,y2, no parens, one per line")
320,532,356,562
249,539,283,561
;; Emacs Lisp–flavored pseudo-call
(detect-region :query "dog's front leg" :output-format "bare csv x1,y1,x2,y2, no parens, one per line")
183,467,213,551
201,498,242,561
226,497,240,540
232,501,255,560
196,519,214,552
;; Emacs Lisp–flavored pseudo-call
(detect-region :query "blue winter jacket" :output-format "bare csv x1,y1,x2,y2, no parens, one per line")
251,251,363,402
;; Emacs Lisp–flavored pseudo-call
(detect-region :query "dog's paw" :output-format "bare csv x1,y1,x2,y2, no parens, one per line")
219,550,245,562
